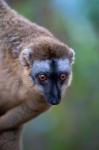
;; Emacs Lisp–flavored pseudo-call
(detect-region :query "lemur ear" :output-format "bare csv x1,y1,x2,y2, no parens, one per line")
68,48,75,64
19,48,33,67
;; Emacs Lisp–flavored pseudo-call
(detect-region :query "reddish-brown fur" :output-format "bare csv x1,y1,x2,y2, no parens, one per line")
0,0,73,150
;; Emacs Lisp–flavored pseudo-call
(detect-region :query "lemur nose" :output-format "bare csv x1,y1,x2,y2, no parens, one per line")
49,98,60,105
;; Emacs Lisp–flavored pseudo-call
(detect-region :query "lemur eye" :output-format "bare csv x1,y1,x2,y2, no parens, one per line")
38,74,48,81
59,73,68,81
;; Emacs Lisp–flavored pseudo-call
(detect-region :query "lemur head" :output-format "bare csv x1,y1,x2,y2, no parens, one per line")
19,36,75,105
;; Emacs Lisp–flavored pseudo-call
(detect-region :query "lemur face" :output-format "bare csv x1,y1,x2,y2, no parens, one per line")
31,58,72,105
19,43,75,105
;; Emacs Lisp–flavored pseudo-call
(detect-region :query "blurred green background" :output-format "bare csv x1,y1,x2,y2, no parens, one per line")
7,0,99,149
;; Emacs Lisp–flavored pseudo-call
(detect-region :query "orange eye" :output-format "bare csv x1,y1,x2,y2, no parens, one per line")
59,73,67,81
38,74,48,81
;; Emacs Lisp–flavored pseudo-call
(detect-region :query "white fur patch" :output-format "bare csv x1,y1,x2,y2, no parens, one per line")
32,58,71,75
70,48,75,64
57,59,71,72
32,60,50,74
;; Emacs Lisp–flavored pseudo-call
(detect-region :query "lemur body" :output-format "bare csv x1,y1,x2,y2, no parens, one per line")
0,0,75,149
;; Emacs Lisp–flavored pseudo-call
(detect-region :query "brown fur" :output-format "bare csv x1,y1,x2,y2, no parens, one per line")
0,0,74,150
